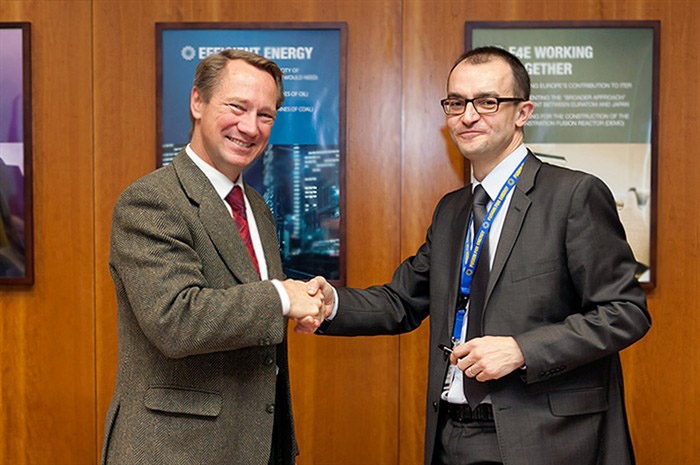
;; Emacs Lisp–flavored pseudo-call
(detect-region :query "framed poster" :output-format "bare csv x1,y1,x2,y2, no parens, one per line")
156,22,347,284
0,22,33,285
467,21,659,287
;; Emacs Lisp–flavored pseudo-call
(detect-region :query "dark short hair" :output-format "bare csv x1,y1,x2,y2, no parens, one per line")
189,49,285,134
448,46,531,100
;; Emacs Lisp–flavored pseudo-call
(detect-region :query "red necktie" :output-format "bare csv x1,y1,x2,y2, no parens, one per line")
225,186,260,276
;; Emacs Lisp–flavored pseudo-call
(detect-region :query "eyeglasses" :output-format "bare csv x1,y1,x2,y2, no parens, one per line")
440,96,525,116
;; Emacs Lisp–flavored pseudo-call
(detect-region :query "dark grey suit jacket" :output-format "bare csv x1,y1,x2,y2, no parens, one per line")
101,152,297,464
322,152,650,465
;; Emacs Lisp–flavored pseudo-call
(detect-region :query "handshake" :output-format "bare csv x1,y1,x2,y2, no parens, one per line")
280,276,335,334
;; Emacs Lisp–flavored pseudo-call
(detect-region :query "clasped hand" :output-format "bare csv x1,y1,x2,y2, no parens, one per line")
282,276,335,333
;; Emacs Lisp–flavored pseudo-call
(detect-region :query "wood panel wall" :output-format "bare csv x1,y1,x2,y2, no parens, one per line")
1,1,698,464
0,1,95,464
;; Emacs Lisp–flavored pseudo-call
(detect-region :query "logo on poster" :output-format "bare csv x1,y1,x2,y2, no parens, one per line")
181,46,196,61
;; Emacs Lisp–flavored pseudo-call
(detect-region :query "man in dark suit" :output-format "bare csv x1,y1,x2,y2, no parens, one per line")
304,47,651,465
101,50,326,465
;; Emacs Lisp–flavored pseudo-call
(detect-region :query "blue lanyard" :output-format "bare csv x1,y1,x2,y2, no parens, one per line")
452,157,525,342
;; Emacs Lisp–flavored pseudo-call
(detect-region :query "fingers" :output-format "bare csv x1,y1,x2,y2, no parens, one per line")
294,315,320,334
307,276,334,301
463,362,484,381
306,275,336,319
449,341,472,365
306,276,326,295
283,279,325,320
448,342,483,380
449,336,525,381
456,353,482,380
284,277,337,335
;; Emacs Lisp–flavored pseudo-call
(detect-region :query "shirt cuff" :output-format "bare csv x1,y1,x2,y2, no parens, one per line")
271,279,291,316
328,286,339,320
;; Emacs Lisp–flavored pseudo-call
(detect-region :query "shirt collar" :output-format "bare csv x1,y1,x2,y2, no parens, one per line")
185,144,245,200
472,144,528,200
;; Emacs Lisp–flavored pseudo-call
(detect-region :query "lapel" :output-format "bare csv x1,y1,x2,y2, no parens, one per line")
172,151,260,283
445,188,471,340
485,152,541,308
244,181,284,280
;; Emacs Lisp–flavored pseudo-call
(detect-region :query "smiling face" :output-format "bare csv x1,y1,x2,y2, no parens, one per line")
446,57,533,180
189,59,279,182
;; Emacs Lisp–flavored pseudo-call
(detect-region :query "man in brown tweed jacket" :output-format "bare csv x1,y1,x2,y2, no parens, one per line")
101,50,325,465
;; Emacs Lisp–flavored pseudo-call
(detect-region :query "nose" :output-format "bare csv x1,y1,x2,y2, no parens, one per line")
236,111,259,137
459,101,481,124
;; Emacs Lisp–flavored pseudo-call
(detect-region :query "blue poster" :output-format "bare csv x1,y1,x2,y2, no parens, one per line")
158,25,345,282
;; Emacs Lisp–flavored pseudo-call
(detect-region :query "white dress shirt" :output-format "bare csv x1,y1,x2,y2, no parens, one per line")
444,144,529,404
185,145,291,314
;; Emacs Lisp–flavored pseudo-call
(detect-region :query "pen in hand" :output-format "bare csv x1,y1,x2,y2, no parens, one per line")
437,343,453,360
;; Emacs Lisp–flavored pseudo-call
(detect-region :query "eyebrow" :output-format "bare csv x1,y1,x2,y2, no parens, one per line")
446,91,499,99
222,97,276,114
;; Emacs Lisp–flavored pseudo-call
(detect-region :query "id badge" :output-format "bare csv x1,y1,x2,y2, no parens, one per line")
442,305,467,395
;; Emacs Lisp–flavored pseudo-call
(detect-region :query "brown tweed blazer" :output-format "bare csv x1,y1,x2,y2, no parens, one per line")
101,151,297,464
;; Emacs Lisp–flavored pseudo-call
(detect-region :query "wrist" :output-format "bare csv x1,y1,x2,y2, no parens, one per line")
271,279,291,315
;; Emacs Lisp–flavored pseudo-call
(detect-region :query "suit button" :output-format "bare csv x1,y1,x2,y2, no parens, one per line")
266,403,275,414
264,356,274,366
432,402,438,412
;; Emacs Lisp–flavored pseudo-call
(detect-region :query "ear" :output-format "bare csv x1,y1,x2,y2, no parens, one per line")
190,87,204,121
514,100,535,129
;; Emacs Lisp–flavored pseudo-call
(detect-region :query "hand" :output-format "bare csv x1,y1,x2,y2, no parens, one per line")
282,279,325,325
293,276,336,334
293,315,320,334
305,275,335,320
449,336,524,382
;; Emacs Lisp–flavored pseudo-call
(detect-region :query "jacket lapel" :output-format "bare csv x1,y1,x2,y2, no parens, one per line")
245,181,284,280
485,152,540,306
446,188,471,339
172,152,260,283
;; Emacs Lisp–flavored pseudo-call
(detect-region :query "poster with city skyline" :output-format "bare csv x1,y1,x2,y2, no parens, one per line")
157,23,346,283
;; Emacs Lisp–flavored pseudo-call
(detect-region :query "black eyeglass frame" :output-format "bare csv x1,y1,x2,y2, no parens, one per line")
440,96,526,115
